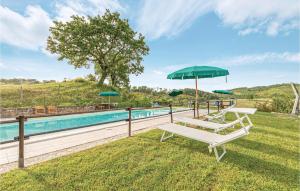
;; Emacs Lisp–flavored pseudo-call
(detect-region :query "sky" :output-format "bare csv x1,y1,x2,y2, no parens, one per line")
0,0,299,92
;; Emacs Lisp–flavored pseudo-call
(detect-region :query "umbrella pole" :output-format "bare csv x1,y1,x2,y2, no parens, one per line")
109,96,110,109
195,77,199,118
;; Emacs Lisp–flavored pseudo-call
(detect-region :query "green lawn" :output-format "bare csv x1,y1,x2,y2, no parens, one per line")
0,112,299,191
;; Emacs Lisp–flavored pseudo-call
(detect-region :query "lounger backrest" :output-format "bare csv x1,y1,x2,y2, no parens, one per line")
213,125,251,146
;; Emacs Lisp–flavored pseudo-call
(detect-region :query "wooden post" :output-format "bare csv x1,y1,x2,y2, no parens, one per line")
207,101,210,114
127,107,132,137
193,101,196,118
169,104,173,123
17,115,26,168
217,100,220,111
196,102,199,118
291,83,299,115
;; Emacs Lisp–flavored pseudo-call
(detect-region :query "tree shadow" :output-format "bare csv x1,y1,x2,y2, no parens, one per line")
254,128,299,141
140,132,299,187
22,168,56,190
224,150,299,187
231,139,299,161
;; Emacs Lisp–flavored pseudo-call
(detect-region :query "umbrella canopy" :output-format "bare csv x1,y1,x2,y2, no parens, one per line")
167,66,229,118
213,90,233,95
167,66,229,80
168,89,183,97
99,91,119,96
99,91,119,109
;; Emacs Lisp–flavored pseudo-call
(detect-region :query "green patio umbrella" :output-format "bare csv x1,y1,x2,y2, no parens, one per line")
212,90,233,95
168,89,183,97
167,66,229,117
99,91,120,108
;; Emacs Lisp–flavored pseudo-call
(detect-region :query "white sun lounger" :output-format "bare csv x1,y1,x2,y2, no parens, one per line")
226,107,257,127
158,123,252,161
174,116,247,132
206,104,236,123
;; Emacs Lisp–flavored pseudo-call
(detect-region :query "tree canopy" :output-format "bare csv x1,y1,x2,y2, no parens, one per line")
47,10,149,87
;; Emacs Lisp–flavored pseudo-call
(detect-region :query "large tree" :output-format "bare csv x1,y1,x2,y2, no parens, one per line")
47,10,149,86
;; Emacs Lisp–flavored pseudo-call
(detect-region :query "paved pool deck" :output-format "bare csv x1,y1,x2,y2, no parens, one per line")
0,110,208,173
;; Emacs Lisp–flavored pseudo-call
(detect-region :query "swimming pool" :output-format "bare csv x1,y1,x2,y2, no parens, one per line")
0,108,180,142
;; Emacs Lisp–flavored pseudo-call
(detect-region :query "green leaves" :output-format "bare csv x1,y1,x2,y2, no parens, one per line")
47,10,149,87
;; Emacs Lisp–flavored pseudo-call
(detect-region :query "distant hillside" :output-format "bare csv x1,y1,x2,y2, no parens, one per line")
232,83,300,99
1,78,298,113
0,78,218,108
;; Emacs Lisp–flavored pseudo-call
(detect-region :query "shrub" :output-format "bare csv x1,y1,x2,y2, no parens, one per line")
73,78,86,83
255,100,273,112
86,74,97,82
271,94,293,113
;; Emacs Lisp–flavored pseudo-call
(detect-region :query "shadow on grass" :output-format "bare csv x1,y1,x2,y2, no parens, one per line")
231,139,299,161
254,128,299,141
22,169,54,190
141,132,299,187
224,150,299,187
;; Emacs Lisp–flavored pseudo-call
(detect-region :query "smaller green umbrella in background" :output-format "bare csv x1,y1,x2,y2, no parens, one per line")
212,90,233,95
168,89,183,97
99,91,119,108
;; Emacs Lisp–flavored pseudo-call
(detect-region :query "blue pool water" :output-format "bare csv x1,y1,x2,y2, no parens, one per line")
0,108,175,142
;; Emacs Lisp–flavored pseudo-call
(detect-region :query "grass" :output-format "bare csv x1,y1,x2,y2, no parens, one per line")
235,98,271,108
0,112,299,191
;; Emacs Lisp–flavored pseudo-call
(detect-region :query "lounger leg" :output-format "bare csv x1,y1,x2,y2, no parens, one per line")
234,112,245,127
208,146,212,153
160,131,174,142
245,114,253,127
213,145,227,162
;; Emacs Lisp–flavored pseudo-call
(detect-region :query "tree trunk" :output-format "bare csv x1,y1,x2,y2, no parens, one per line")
110,75,116,87
98,74,107,85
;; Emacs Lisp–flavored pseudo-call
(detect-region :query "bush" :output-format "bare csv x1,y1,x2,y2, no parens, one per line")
271,94,293,113
255,100,273,112
86,74,97,82
255,94,294,113
73,78,86,83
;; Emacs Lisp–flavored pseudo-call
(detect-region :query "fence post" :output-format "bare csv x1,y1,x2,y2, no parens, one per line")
196,102,199,118
193,101,196,118
217,100,220,112
127,107,132,137
169,104,173,123
207,101,210,114
16,115,26,168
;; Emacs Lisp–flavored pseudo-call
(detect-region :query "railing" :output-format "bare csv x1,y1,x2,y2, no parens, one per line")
3,100,235,169
2,106,192,168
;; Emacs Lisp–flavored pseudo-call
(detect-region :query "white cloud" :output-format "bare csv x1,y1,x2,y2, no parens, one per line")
153,70,164,75
208,52,300,66
55,0,125,22
0,1,125,52
132,52,300,90
137,0,214,39
157,52,300,73
138,0,300,39
215,0,300,36
0,61,6,69
0,5,52,50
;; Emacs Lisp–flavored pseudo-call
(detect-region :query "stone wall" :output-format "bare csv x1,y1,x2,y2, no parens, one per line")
0,106,99,118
